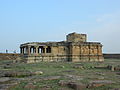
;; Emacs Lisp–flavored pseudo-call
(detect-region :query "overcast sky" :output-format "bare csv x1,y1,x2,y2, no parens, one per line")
0,0,120,53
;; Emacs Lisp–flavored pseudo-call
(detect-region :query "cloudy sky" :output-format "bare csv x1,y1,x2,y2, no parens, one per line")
0,0,120,53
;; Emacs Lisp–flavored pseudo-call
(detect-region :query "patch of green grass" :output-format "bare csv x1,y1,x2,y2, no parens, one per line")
10,81,28,90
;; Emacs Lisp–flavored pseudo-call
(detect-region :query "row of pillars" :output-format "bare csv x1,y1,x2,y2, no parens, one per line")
20,46,51,54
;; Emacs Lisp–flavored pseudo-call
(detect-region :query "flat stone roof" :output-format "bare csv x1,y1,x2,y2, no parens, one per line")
20,41,102,47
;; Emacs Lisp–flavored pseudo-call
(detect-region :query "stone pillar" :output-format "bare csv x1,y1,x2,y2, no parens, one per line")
35,46,38,55
98,45,102,55
28,46,31,55
24,47,27,54
97,45,104,61
44,46,47,53
100,46,102,55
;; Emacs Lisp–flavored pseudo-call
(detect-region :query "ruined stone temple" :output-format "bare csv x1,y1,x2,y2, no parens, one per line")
20,32,104,63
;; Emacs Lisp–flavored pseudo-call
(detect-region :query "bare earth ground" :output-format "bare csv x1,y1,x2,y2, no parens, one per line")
0,59,120,90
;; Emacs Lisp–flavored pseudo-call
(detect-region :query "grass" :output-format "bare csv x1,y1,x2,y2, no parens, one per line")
0,59,120,90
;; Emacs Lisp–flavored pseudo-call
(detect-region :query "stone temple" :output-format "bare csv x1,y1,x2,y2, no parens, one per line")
20,32,104,63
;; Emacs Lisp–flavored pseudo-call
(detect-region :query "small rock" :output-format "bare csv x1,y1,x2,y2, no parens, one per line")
90,80,115,84
0,71,6,77
96,72,105,76
40,85,52,90
63,70,75,73
73,64,84,69
0,82,18,90
4,71,32,77
68,82,86,90
87,80,115,88
98,76,105,80
108,65,120,71
59,80,70,86
116,72,120,75
87,83,104,88
90,66,95,69
73,66,84,69
94,66,107,69
64,74,83,81
43,76,61,81
61,65,65,68
59,80,86,90
0,84,10,89
3,65,11,69
111,66,115,71
114,66,120,71
33,71,43,75
0,77,11,83
24,83,37,89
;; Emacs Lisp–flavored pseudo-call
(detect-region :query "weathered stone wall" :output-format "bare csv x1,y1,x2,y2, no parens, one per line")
66,32,87,42
69,44,103,62
103,54,120,59
21,55,69,63
0,53,20,60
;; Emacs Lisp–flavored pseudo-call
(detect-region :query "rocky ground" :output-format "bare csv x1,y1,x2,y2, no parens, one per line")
0,59,120,90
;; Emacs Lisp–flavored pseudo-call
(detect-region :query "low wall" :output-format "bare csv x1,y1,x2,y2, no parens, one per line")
103,54,120,59
0,53,20,60
21,54,104,63
0,53,120,60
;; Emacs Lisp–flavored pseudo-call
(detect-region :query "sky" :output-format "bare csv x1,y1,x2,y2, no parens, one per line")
0,0,120,53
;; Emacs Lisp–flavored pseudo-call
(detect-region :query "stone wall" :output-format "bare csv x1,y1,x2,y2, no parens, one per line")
66,32,87,42
103,54,120,59
0,53,20,60
70,44,103,62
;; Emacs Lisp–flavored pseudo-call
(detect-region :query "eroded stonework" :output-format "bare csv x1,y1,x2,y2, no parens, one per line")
20,32,104,63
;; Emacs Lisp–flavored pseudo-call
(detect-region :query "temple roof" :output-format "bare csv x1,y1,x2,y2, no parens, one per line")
20,41,102,47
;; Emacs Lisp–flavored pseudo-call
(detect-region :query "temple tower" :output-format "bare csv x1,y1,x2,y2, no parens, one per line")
66,32,87,42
